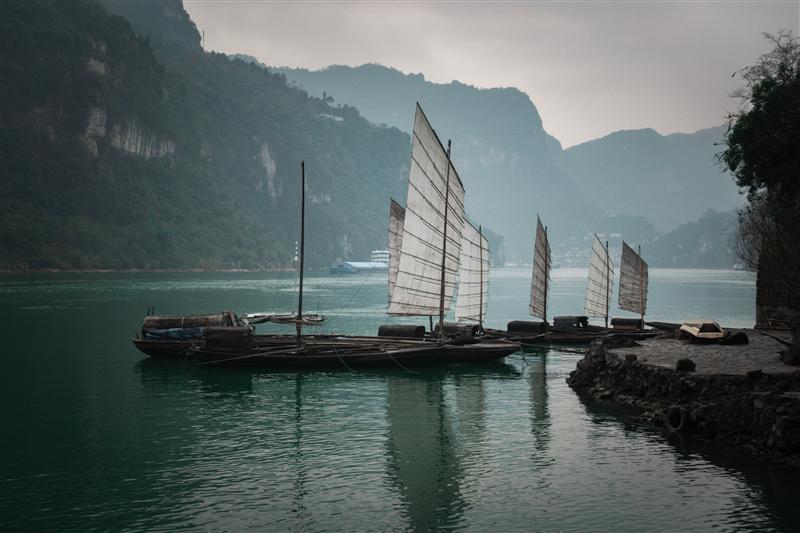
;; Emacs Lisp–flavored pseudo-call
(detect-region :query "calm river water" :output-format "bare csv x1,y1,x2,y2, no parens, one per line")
2,268,799,531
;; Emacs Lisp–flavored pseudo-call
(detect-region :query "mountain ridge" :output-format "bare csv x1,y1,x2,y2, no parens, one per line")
1,0,412,270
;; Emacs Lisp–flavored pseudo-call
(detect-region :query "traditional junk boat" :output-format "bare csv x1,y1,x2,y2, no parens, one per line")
525,219,610,343
555,238,656,342
584,234,614,329
195,104,517,366
503,227,655,345
381,104,518,361
190,160,447,367
617,241,649,329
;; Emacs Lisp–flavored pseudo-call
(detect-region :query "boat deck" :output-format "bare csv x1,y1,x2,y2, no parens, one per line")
609,329,794,376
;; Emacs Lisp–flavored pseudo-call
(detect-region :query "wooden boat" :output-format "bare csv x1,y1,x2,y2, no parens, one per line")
646,321,682,331
382,103,520,361
132,310,243,358
535,239,657,345
187,161,427,368
502,235,658,346
195,333,442,368
194,107,521,367
679,320,725,342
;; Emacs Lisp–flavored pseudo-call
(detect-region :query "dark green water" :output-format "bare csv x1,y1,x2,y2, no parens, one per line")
2,268,799,531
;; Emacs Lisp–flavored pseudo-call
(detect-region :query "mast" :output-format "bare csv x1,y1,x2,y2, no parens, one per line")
438,140,453,342
638,244,644,328
478,225,484,329
605,240,610,329
296,161,305,342
543,225,548,325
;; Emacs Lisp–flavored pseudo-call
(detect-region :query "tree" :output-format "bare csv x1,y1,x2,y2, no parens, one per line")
720,31,800,349
721,31,799,204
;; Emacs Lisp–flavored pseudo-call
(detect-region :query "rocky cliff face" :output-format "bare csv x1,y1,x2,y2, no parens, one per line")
1,1,409,270
110,119,175,159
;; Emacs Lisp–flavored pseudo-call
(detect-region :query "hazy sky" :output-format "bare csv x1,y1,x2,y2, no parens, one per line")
185,1,799,147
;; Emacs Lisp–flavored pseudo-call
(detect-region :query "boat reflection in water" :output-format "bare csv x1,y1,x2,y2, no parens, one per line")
384,363,517,530
527,350,552,461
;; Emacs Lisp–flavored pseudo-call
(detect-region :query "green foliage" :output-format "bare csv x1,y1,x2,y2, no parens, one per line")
721,32,800,206
645,210,738,268
0,1,410,270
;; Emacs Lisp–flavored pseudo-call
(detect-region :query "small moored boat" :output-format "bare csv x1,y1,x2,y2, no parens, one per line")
679,320,725,342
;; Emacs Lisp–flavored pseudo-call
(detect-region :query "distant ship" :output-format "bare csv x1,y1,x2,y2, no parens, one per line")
329,249,390,274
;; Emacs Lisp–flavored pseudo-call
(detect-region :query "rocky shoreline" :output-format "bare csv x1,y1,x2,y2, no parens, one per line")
567,332,800,467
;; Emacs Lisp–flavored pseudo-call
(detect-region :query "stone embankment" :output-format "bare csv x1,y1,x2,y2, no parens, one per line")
567,331,800,466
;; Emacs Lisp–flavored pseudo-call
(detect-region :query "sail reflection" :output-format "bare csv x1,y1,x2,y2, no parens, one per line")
384,366,500,531
528,353,551,458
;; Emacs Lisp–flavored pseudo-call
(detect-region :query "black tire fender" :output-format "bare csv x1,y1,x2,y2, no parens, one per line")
667,405,688,432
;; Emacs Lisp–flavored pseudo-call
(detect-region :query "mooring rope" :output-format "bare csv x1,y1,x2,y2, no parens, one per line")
388,349,420,374
331,341,358,372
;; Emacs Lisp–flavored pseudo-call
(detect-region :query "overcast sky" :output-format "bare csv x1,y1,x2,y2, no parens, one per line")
184,1,799,147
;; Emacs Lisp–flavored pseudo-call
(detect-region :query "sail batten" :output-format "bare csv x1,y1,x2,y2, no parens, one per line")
388,199,405,302
388,104,465,317
455,221,489,322
584,234,615,319
529,216,551,320
618,242,649,315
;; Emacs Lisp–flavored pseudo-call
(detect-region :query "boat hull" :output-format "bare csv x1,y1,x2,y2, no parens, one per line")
195,342,441,368
436,341,521,362
132,338,194,358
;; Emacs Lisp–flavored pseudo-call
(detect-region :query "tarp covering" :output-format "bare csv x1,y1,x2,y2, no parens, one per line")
529,216,551,320
144,327,205,340
455,220,489,322
388,198,406,302
584,234,615,318
388,103,465,316
143,311,236,330
618,241,649,315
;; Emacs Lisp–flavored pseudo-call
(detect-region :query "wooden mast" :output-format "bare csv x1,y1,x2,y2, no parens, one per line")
638,244,644,329
543,225,548,326
605,240,610,329
478,224,484,330
438,140,453,342
296,161,305,343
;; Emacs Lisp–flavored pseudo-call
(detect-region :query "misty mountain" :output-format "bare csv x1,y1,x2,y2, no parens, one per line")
275,63,741,264
1,0,412,269
550,127,743,232
645,209,738,268
276,64,606,263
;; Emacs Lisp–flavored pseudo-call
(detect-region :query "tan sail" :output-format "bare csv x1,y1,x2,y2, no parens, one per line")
529,215,551,320
618,241,648,315
388,198,405,302
388,104,466,316
455,221,489,323
584,234,614,319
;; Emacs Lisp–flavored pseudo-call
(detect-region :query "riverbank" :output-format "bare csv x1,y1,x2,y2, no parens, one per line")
567,331,800,467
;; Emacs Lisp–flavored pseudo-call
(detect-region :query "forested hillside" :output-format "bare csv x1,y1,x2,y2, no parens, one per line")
1,1,410,270
645,210,738,268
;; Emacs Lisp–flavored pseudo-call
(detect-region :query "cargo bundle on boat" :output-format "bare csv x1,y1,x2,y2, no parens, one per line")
133,310,243,357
